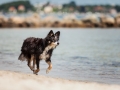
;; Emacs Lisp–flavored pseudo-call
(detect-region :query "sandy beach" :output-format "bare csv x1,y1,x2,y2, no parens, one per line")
0,70,119,90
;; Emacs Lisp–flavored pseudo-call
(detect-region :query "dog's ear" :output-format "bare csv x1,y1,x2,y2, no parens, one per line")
47,30,54,37
55,31,60,38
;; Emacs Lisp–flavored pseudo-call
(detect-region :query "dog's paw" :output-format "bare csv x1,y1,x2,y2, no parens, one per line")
33,71,38,75
46,69,50,74
33,69,40,75
34,73,38,75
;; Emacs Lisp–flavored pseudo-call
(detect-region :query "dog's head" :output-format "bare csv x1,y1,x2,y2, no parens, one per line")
46,30,60,48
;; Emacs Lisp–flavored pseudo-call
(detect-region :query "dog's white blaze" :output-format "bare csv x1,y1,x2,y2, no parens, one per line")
55,36,57,40
39,43,57,60
53,41,58,45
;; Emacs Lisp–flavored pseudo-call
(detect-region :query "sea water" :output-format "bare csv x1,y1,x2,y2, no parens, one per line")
0,28,120,84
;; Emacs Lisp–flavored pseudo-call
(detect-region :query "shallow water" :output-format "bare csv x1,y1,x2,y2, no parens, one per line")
0,28,120,84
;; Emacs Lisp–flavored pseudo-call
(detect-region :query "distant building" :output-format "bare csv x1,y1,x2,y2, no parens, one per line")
109,8,117,14
69,7,74,12
9,6,16,12
44,6,53,13
18,5,25,11
94,6,104,12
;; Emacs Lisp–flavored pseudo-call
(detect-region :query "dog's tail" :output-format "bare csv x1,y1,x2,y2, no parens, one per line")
18,53,26,61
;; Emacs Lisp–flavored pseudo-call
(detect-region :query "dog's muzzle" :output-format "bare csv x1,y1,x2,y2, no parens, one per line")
53,42,59,46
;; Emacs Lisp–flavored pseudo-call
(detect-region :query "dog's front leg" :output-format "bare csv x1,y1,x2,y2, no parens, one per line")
33,57,40,75
46,60,52,74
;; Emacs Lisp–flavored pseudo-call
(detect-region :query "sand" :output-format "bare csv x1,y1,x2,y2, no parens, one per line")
0,70,120,90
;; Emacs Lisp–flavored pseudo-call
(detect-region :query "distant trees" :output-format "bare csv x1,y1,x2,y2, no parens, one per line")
0,0,120,13
0,0,35,12
62,1,120,13
115,5,120,12
62,1,77,12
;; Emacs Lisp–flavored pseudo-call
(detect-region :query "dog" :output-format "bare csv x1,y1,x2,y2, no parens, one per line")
18,30,60,75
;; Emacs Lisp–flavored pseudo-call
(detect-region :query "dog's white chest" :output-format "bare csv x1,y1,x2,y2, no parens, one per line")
40,53,49,60
39,45,54,60
39,43,57,60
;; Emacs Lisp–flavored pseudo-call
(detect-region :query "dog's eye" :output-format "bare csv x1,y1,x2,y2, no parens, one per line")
48,41,51,43
52,38,54,41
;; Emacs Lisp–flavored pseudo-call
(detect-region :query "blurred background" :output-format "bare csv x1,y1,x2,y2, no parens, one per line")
0,0,120,84
0,0,120,28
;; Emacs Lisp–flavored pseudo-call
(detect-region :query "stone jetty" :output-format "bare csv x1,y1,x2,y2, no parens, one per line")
0,13,120,28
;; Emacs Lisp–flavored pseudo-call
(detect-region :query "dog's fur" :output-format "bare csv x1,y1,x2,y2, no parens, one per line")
18,30,60,74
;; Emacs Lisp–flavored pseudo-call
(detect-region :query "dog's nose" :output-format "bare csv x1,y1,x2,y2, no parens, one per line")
57,42,59,45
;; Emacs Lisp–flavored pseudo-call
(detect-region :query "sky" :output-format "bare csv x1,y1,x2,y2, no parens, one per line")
0,0,120,5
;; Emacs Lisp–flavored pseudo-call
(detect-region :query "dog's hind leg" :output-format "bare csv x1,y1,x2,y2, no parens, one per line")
32,57,36,71
27,55,34,71
46,60,52,74
33,57,40,75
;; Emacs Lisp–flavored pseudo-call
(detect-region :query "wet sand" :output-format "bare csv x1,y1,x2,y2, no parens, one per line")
0,70,120,90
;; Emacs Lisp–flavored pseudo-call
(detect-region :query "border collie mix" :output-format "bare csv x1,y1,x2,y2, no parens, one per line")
18,30,60,75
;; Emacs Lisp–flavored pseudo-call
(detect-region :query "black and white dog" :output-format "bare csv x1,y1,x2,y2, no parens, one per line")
18,30,60,75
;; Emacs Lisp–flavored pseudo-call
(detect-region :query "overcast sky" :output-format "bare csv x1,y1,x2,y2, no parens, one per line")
0,0,120,5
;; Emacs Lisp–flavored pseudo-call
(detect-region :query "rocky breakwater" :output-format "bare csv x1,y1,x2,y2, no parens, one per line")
0,13,120,28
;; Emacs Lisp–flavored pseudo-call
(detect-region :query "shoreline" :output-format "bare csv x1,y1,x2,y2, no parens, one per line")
0,70,120,90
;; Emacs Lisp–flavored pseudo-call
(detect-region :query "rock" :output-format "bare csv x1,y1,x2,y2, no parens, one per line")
0,15,8,28
8,16,25,27
41,16,59,27
81,14,100,28
62,15,79,28
63,14,77,21
100,15,115,28
25,14,41,27
115,13,120,27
